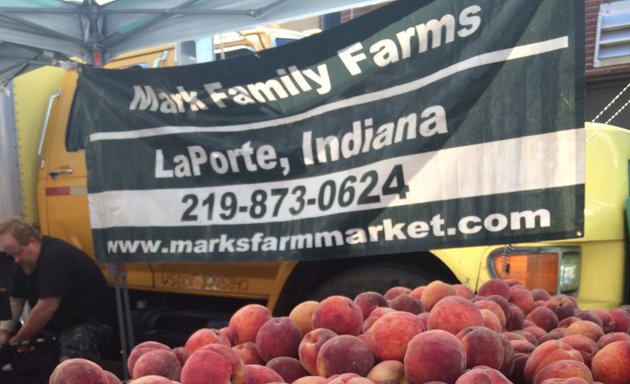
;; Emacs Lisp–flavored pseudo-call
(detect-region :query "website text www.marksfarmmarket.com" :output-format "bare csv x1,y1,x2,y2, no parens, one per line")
106,209,550,254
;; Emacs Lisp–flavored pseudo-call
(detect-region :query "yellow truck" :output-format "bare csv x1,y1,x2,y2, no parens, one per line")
1,29,629,343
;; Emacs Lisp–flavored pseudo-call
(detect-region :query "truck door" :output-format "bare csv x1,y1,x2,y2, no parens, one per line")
36,69,155,289
37,70,88,249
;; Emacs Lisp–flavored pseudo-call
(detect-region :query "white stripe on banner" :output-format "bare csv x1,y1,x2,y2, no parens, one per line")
88,128,584,228
89,36,569,142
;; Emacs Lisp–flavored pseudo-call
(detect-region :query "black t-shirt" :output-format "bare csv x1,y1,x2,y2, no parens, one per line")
9,236,117,332
0,251,12,320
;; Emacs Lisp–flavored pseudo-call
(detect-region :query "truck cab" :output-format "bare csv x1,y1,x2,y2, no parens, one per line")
433,123,630,310
213,28,318,60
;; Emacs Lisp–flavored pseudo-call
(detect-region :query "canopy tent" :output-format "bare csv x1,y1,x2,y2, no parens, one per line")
0,0,388,86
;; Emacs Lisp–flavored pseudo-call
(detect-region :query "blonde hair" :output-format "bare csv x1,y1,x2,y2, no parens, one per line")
0,216,41,246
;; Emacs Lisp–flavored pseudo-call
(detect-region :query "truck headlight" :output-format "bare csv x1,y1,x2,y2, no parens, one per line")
489,247,581,295
558,251,581,293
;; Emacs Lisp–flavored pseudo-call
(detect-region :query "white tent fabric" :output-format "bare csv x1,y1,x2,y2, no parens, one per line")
0,0,389,85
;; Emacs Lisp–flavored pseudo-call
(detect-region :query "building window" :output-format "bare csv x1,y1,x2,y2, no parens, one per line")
594,0,630,67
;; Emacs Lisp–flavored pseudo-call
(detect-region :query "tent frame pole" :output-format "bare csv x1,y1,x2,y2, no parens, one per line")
109,262,133,381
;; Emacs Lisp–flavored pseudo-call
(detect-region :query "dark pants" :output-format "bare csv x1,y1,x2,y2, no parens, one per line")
57,321,115,361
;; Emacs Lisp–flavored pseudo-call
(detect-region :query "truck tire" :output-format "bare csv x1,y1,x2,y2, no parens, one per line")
308,263,442,301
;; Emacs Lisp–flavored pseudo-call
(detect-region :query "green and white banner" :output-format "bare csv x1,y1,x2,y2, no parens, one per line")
72,0,585,263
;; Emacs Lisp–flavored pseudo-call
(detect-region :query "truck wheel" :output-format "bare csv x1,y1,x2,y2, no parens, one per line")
308,263,441,301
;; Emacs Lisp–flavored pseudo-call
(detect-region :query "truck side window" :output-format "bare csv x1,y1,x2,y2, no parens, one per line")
273,37,300,47
65,92,86,152
214,46,255,60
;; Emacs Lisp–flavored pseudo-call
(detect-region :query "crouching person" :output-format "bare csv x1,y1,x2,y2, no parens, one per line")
0,216,117,362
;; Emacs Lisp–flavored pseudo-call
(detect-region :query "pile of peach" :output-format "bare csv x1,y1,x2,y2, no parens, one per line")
49,278,630,384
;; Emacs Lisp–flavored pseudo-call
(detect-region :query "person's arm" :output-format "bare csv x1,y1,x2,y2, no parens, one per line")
0,296,25,344
9,297,60,343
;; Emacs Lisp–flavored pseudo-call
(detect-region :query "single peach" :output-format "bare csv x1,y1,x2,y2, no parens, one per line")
596,331,630,350
560,334,599,368
184,328,230,358
403,330,465,384
132,349,181,381
427,296,483,335
289,300,319,335
526,306,560,332
473,299,507,329
384,286,411,300
312,295,363,336
127,341,172,376
523,339,584,383
354,292,389,319
477,279,511,300
532,360,593,384
564,320,604,342
591,340,630,384
366,310,423,362
180,349,233,384
49,358,109,384
453,284,474,299
244,363,284,384
389,294,424,314
196,343,247,384
266,356,308,383
509,285,535,314
363,307,396,333
420,280,455,311
544,295,577,320
454,365,512,383
255,316,302,362
298,327,337,376
456,326,504,370
316,335,374,378
609,308,630,332
366,360,406,384
228,304,273,345
233,341,264,365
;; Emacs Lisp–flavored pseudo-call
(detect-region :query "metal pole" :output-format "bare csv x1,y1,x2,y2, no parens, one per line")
109,263,129,381
119,264,135,351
